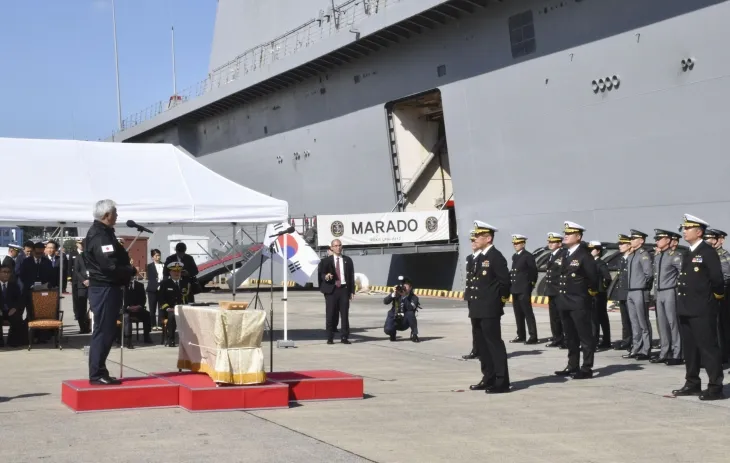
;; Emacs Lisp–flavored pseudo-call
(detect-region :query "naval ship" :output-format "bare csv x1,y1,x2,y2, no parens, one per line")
108,0,730,291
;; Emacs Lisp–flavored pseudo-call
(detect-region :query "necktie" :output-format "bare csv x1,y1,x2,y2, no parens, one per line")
335,257,341,288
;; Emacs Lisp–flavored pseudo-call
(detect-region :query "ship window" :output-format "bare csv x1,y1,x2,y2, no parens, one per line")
508,10,536,58
437,65,446,77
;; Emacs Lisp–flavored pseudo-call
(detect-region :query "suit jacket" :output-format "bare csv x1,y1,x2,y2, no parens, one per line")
0,280,24,314
318,254,355,296
46,254,69,287
544,248,564,297
1,256,17,282
555,244,598,311
677,241,725,318
158,277,192,310
595,257,612,293
146,262,163,292
163,254,199,280
510,250,537,295
123,281,147,309
18,256,55,292
467,246,511,319
73,252,89,292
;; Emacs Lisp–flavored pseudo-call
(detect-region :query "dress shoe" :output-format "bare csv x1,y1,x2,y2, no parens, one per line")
90,376,122,386
650,357,667,364
341,339,351,345
597,342,612,349
411,334,420,343
665,358,683,366
469,380,494,391
671,385,701,396
485,385,511,394
524,338,538,345
389,334,396,342
634,354,651,361
509,337,525,343
545,341,561,348
699,389,725,401
555,367,579,376
462,352,478,359
326,339,334,345
622,353,636,359
572,370,593,380
614,343,630,351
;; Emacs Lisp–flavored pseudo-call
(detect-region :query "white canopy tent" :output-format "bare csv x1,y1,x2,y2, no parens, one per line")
0,137,288,226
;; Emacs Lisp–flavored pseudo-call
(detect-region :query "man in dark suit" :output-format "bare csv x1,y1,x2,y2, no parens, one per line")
18,242,55,293
45,240,69,292
509,234,538,344
120,276,153,348
612,235,633,351
588,241,613,350
467,220,511,394
2,243,22,283
14,240,33,277
318,239,355,344
672,214,725,401
73,239,91,333
0,265,25,347
554,221,599,380
146,249,163,330
163,242,199,280
545,232,566,348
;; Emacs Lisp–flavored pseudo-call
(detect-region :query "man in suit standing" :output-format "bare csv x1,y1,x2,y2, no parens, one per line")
612,235,633,351
587,241,612,350
2,243,22,283
467,220,511,394
0,265,25,347
146,249,164,330
554,221,598,380
509,234,538,344
703,229,730,364
45,240,69,292
318,239,355,345
545,232,566,348
163,242,199,281
672,214,725,400
73,239,91,334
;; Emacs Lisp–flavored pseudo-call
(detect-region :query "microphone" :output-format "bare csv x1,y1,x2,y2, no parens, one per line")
126,220,154,234
268,225,296,238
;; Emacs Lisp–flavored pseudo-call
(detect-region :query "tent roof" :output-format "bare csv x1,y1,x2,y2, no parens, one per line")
0,137,288,226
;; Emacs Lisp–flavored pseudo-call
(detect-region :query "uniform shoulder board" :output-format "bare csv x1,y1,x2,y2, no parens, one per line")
638,249,645,254
669,250,675,256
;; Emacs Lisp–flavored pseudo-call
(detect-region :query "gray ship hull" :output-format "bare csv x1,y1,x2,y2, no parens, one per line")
112,0,730,290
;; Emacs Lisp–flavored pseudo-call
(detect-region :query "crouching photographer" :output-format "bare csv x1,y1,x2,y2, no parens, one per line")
383,276,420,342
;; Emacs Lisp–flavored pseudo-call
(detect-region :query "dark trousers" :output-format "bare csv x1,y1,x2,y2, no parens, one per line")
162,309,176,343
560,309,595,372
512,292,537,340
73,288,89,331
147,291,159,327
716,298,730,362
592,293,610,346
473,316,509,388
470,315,480,355
548,296,564,344
680,314,724,392
384,309,418,336
325,286,350,340
88,286,123,380
0,309,24,346
618,300,632,345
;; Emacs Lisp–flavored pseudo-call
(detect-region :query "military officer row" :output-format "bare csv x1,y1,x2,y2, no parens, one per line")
463,214,726,400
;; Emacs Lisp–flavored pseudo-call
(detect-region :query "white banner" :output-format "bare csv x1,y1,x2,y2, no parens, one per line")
316,211,449,247
262,222,321,286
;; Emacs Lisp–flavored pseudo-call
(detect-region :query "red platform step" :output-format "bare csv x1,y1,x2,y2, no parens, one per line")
266,370,364,402
155,372,289,412
61,377,180,412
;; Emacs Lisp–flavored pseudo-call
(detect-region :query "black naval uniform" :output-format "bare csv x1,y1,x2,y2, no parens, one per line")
593,257,612,348
464,252,479,358
510,250,538,342
158,277,192,345
545,248,565,347
675,241,725,396
468,246,511,392
613,254,632,349
556,244,598,376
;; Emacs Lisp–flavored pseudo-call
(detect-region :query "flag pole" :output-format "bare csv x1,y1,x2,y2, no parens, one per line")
112,0,122,131
171,26,177,98
278,229,295,348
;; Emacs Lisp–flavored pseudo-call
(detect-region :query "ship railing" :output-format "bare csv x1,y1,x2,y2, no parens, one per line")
107,0,401,139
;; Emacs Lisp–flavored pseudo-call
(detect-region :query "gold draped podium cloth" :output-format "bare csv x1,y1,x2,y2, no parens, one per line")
176,305,267,385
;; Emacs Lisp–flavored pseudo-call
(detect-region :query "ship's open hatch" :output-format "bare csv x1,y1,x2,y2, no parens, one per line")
386,89,452,212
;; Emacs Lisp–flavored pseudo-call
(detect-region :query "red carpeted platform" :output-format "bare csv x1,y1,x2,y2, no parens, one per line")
266,370,364,402
155,372,289,412
61,377,180,412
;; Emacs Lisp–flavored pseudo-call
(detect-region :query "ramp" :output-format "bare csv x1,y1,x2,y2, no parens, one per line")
196,243,267,287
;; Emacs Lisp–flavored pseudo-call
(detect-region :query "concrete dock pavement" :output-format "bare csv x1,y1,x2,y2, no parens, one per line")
2,291,730,463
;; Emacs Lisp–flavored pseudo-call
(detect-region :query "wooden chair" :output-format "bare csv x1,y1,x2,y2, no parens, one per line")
28,289,63,350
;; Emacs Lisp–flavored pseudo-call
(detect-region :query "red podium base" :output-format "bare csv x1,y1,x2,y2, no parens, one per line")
155,372,289,412
267,370,364,402
61,377,180,412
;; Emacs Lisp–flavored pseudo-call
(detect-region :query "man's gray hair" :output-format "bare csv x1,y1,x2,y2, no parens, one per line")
93,199,117,220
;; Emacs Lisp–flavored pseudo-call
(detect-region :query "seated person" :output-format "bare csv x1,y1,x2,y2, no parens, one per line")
0,265,25,347
158,262,192,347
383,276,420,343
119,270,154,348
18,242,55,293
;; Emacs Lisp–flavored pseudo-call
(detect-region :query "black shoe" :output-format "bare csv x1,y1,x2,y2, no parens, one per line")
509,337,525,343
545,341,561,348
622,353,636,359
167,341,177,348
462,352,478,359
90,376,122,386
672,385,701,396
485,385,511,394
597,342,612,349
666,358,683,366
614,343,630,351
327,339,334,345
341,339,351,345
572,370,593,380
555,367,578,376
650,357,667,364
333,328,339,333
469,380,494,391
524,338,538,345
411,334,420,343
699,389,725,401
634,354,651,361
389,334,396,342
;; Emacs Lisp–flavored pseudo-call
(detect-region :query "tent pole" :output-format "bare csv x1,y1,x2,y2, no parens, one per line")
231,223,236,301
58,225,65,351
